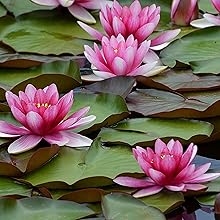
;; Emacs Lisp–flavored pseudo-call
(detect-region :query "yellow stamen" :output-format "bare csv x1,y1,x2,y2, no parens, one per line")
34,103,51,108
114,48,118,53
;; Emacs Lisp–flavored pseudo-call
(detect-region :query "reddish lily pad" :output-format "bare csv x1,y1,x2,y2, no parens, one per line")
137,69,220,92
84,76,136,98
0,145,60,177
0,60,81,101
127,89,220,118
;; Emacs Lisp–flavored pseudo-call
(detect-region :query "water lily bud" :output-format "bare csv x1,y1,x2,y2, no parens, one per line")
171,0,199,26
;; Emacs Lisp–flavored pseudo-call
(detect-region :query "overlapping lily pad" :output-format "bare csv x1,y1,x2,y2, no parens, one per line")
127,89,220,118
160,27,220,73
137,69,220,92
0,60,81,101
102,193,166,220
0,197,94,220
99,118,213,145
23,139,141,186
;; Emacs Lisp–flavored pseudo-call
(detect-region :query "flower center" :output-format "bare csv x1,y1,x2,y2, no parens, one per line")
114,48,118,53
160,154,174,160
34,103,51,108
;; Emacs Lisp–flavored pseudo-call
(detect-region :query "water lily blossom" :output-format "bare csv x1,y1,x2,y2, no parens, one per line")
0,84,96,154
78,0,180,50
114,139,220,198
171,0,199,26
84,34,158,80
191,0,220,28
31,0,112,23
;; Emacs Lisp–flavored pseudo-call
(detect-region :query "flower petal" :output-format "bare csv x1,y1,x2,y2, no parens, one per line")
44,132,69,146
165,183,185,191
8,135,42,154
203,14,220,26
148,168,166,185
68,4,96,24
190,18,215,28
133,185,163,198
31,0,59,6
184,183,207,191
0,121,29,136
113,176,154,188
62,131,93,147
77,21,103,41
26,111,44,135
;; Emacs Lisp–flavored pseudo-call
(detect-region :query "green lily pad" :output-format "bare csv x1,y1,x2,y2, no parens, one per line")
0,0,54,17
102,193,166,220
0,3,6,18
0,177,31,197
70,92,129,133
160,27,220,73
196,193,217,206
141,191,185,212
0,197,94,220
0,11,96,55
0,60,81,101
23,139,141,186
99,118,213,145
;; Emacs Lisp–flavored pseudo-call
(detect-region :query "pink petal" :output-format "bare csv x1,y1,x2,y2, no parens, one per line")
203,14,220,26
211,0,220,12
133,185,163,198
68,4,96,24
171,0,180,18
44,83,59,105
67,115,96,130
0,121,29,136
154,139,167,155
93,70,116,79
148,168,166,185
133,146,146,159
31,0,59,6
187,163,211,181
77,21,103,41
44,132,69,146
127,62,157,76
184,183,207,191
112,57,127,76
137,156,152,175
113,176,154,188
112,17,127,36
129,0,142,16
8,135,42,154
190,173,220,183
151,29,180,47
135,23,155,43
26,111,44,135
59,0,74,7
24,84,37,102
5,91,22,110
100,12,114,36
165,183,185,191
10,106,26,125
64,131,93,147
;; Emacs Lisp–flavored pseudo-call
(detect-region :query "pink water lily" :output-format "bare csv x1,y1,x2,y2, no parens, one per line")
171,0,198,26
84,34,157,80
78,0,180,50
0,84,96,154
114,139,220,198
31,0,112,23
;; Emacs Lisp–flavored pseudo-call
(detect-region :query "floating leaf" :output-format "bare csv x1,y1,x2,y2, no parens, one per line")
99,118,213,145
0,60,81,101
127,89,220,118
84,76,136,98
196,193,217,206
0,0,54,17
0,3,6,17
0,197,94,220
141,191,185,212
137,69,220,92
102,193,166,220
70,92,129,133
23,139,141,186
160,27,220,73
0,11,96,55
0,177,31,197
